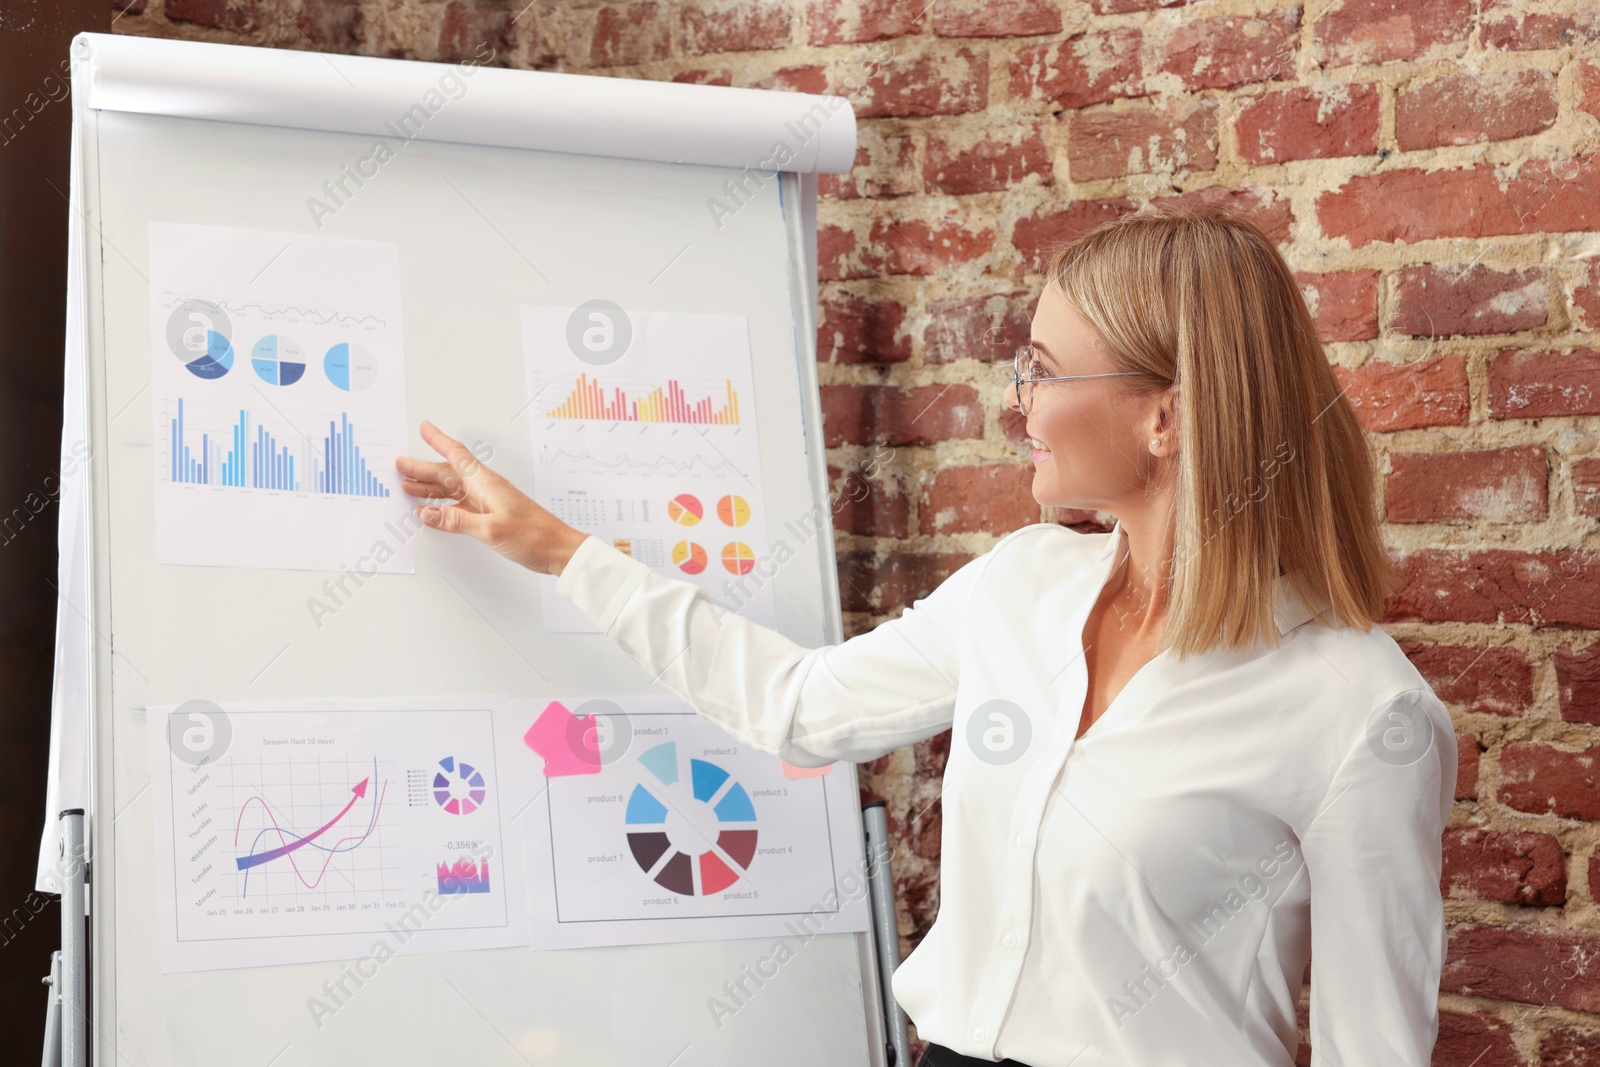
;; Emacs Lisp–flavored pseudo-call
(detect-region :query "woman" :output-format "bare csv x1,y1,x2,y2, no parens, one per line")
395,207,1455,1066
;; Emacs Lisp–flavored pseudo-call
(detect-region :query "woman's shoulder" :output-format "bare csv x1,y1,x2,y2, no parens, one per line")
988,520,1113,564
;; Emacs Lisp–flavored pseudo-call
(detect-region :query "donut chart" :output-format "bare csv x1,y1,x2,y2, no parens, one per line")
433,756,487,815
623,742,757,896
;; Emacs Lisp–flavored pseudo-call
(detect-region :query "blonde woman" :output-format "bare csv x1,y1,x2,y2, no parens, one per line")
397,207,1455,1066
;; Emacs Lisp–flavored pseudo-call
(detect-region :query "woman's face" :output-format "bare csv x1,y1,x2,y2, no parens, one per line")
1011,285,1159,511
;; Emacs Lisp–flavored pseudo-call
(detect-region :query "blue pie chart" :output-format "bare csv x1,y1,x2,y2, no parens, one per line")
251,335,306,386
324,342,378,391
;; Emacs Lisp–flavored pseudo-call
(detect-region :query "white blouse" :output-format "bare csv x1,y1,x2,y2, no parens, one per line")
553,519,1456,1066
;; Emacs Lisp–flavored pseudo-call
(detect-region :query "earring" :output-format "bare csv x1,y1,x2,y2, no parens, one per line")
1150,439,1160,450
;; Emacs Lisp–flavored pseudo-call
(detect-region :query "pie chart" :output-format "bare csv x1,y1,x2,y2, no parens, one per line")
623,743,758,896
324,342,378,391
251,335,307,386
432,756,487,815
721,541,755,575
716,494,750,527
667,493,703,525
672,540,707,575
167,299,234,379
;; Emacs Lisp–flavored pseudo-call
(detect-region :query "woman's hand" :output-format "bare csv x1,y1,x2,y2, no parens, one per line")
395,420,589,576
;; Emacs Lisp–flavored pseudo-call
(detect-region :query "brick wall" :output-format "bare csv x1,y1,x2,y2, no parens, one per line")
113,0,1600,1060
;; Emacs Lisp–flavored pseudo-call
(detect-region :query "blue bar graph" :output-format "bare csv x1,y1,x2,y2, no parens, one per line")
320,412,389,497
168,398,389,498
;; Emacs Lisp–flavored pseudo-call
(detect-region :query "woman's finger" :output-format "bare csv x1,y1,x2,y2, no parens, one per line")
395,454,456,484
399,479,475,504
420,420,491,485
418,502,487,536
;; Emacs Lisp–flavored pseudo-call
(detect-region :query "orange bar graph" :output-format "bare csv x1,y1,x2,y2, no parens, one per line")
546,374,742,425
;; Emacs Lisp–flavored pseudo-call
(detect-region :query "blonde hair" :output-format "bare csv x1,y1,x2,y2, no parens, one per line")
1045,205,1397,658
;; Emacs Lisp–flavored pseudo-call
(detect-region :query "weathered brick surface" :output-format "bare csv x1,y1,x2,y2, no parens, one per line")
116,0,1600,1054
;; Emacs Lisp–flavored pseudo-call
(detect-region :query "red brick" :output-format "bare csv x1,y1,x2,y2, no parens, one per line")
1442,828,1566,905
1397,640,1534,716
1236,83,1380,165
1570,260,1600,329
919,463,1039,535
1576,457,1600,520
931,0,1061,38
588,2,671,66
914,730,951,778
1443,926,1600,1012
827,463,909,538
859,215,995,277
817,293,911,364
436,2,512,63
1010,29,1146,110
1386,445,1548,524
1093,0,1185,11
925,126,1051,195
821,130,918,201
1396,70,1558,151
754,64,827,94
1580,59,1600,122
1385,548,1600,628
1500,742,1600,819
924,289,1038,366
907,795,941,860
678,1,792,55
806,0,924,44
1317,154,1600,247
1012,198,1138,274
820,384,985,447
837,550,974,615
1294,270,1379,342
1000,405,1030,446
1313,0,1473,67
1488,348,1600,419
1555,641,1600,726
858,48,989,119
164,0,263,33
1067,99,1218,182
1540,1027,1600,1066
1390,264,1547,338
1332,355,1470,432
671,68,733,86
1483,0,1600,51
1457,733,1480,801
1435,1010,1519,1067
818,224,860,282
1156,11,1299,92
1151,186,1293,247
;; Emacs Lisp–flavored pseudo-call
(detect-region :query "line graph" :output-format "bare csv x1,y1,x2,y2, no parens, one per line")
154,704,516,969
232,763,389,898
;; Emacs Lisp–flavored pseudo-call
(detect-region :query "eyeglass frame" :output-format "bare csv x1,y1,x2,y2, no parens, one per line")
1011,344,1141,414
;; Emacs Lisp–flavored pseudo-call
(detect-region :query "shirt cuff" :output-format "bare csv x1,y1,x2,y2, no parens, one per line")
552,534,654,633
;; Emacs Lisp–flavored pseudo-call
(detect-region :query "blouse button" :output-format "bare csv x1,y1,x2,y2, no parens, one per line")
973,1027,986,1042
1015,832,1029,849
1002,932,1017,948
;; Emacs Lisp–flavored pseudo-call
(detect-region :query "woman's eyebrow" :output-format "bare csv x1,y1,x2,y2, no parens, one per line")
1030,340,1059,372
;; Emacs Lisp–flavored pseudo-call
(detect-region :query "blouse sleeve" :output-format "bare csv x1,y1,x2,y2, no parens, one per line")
1299,687,1457,1064
551,532,1004,767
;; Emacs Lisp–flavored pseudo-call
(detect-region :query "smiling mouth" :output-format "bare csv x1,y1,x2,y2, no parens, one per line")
1028,437,1051,453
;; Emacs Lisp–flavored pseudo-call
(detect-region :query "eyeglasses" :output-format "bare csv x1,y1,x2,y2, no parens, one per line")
1010,345,1140,415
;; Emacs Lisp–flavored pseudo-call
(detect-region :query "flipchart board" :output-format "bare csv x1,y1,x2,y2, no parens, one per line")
43,31,894,1067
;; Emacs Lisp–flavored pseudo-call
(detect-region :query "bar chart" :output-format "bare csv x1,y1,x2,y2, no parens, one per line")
165,397,393,498
544,372,742,425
